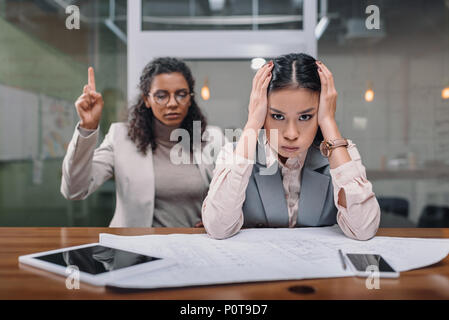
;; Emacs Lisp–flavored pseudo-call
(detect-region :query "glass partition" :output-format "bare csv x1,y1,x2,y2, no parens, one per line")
141,0,303,31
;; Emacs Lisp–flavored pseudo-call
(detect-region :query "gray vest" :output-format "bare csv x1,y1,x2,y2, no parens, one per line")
241,140,338,228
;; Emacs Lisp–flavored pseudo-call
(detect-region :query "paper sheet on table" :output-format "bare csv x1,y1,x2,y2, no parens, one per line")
99,225,449,289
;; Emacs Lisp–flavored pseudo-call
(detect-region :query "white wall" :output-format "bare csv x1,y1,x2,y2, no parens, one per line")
186,60,253,130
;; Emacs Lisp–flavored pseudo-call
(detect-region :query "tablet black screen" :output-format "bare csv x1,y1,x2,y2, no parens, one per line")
35,245,159,275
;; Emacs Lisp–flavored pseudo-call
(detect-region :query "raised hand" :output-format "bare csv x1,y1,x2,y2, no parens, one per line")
316,61,338,126
75,67,104,130
246,61,274,130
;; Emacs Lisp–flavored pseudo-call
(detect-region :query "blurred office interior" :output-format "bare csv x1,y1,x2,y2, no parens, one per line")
0,0,448,227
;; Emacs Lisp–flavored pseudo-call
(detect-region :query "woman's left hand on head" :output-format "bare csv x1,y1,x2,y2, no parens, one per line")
316,61,338,126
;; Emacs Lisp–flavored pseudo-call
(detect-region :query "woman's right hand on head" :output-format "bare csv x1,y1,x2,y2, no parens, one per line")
75,67,104,130
246,61,273,130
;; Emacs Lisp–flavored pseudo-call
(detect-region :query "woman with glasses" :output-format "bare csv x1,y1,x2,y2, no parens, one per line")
61,57,225,227
202,53,380,240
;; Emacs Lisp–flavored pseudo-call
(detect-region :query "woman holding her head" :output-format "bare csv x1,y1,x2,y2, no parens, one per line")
61,57,225,227
202,53,380,240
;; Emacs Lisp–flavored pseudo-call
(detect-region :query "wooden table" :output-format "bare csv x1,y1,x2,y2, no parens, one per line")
1,228,449,300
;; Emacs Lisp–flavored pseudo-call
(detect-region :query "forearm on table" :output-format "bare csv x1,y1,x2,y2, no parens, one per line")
202,128,258,239
329,144,381,240
234,122,260,161
202,168,248,239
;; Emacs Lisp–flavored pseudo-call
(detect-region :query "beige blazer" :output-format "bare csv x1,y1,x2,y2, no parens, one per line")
60,122,226,227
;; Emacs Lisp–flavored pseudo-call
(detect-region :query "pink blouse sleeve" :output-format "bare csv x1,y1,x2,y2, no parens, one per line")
329,140,381,240
201,143,254,239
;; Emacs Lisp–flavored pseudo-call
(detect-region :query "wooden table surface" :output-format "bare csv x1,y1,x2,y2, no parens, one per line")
1,227,449,300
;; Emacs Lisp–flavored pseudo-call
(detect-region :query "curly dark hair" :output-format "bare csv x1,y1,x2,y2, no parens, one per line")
127,57,207,155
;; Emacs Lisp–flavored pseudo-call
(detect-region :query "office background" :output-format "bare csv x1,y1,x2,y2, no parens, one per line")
0,0,448,227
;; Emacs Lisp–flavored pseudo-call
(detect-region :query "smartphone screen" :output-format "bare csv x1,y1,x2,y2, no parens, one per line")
35,245,159,275
346,253,396,273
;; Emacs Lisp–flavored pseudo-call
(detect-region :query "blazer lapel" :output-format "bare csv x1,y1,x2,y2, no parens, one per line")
253,141,289,227
297,146,330,226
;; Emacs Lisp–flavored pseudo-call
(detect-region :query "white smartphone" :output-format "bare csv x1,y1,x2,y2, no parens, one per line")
345,253,400,278
19,243,176,286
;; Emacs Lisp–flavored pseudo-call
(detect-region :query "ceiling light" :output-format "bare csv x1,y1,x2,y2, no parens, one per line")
251,58,266,70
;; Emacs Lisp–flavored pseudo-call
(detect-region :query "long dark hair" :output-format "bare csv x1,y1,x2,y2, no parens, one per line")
268,53,323,144
127,57,207,155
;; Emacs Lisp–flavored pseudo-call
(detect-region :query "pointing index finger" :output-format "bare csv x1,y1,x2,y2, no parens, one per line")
88,67,96,92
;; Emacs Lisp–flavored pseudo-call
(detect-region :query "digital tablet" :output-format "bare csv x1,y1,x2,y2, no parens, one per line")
19,243,176,286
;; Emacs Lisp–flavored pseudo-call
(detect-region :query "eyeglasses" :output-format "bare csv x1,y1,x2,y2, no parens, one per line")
148,89,194,106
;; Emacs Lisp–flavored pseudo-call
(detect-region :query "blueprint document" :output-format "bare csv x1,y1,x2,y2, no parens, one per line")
99,225,449,289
